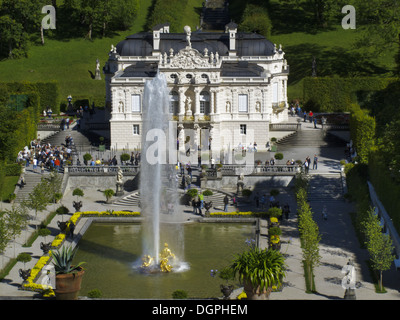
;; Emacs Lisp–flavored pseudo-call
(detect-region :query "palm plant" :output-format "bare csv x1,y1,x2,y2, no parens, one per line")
51,246,85,274
230,247,286,299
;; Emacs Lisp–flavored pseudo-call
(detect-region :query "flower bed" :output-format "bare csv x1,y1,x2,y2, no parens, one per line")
209,211,254,217
21,210,140,297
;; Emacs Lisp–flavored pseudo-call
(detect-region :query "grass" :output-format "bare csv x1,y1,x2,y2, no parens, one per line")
0,176,19,202
0,0,154,103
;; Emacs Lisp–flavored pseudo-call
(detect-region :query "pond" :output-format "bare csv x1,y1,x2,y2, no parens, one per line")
73,222,255,299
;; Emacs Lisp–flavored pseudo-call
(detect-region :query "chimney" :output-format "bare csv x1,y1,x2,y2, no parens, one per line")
152,23,170,56
226,22,238,56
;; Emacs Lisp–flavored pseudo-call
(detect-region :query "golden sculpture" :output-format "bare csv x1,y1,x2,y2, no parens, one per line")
141,243,175,273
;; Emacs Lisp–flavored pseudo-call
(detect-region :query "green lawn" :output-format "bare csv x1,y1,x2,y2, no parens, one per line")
0,0,154,104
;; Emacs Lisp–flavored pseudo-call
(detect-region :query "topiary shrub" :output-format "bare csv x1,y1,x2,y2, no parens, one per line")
172,290,188,299
120,153,130,163
87,289,102,298
202,189,213,196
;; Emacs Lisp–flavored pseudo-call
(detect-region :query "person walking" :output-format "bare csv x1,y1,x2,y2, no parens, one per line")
223,195,229,212
313,154,318,170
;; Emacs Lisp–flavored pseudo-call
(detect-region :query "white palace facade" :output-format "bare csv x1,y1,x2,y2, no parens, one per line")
104,23,289,155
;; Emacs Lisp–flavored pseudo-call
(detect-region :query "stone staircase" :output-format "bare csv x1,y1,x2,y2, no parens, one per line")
276,129,347,148
201,0,230,31
307,174,344,203
111,188,232,211
15,173,46,203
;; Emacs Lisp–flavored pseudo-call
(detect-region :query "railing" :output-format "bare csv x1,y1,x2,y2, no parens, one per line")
321,124,349,131
37,123,63,131
269,123,301,131
220,164,299,176
65,165,140,175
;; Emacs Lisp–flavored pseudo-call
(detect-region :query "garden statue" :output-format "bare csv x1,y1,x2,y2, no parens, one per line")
140,243,175,273
95,58,102,80
237,173,245,195
116,167,124,196
184,25,191,48
342,259,357,299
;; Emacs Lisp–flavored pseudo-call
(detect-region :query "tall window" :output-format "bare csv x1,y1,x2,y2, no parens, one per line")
133,124,140,135
240,124,247,135
200,91,210,114
238,94,248,112
169,91,179,114
131,94,141,112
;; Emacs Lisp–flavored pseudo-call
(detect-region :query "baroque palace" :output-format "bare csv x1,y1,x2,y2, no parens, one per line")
103,22,289,155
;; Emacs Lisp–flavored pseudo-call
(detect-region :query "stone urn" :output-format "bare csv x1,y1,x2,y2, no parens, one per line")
220,284,234,299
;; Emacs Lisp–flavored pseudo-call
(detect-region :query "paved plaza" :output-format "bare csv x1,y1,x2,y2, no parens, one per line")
0,119,399,300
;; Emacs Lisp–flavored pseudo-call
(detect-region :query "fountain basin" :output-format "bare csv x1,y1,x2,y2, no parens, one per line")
73,221,255,299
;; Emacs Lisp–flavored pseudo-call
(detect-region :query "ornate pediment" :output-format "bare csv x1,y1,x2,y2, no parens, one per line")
161,46,221,69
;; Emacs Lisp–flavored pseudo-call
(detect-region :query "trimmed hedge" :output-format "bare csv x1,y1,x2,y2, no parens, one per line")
303,77,398,112
0,81,60,113
349,104,376,164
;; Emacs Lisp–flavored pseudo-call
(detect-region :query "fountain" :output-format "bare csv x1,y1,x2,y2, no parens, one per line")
139,71,182,273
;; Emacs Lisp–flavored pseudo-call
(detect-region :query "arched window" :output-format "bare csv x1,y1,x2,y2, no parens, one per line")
169,91,179,114
199,91,210,115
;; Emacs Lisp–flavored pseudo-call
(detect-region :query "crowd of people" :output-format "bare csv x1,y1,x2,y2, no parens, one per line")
17,137,74,173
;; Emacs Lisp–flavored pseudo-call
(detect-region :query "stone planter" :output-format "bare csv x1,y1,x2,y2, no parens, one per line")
55,268,85,300
243,279,272,300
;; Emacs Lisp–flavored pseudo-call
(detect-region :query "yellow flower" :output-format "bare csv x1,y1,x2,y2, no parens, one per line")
237,291,247,300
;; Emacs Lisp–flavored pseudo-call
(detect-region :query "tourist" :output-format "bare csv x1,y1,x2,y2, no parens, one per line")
254,192,260,208
260,194,266,210
314,117,317,128
309,110,313,123
313,154,318,170
223,195,229,212
304,159,309,173
283,204,290,220
303,111,307,122
253,142,257,152
33,157,37,171
192,198,197,214
199,192,204,209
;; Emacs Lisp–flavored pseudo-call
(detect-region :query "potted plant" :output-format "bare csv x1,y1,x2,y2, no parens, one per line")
103,189,115,203
83,153,92,165
268,226,282,251
120,153,130,164
229,247,286,300
51,246,85,300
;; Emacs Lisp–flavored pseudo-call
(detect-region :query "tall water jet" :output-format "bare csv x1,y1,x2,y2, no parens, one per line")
140,71,179,269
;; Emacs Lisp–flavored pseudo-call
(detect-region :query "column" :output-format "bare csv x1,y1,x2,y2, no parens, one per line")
210,89,215,115
194,88,200,116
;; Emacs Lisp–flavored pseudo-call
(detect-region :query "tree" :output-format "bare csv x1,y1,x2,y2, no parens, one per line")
21,179,50,230
353,0,400,75
5,205,29,257
362,207,395,292
378,118,400,182
0,212,11,268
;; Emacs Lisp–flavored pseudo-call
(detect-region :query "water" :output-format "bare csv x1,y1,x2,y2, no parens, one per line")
73,222,255,299
140,71,179,264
